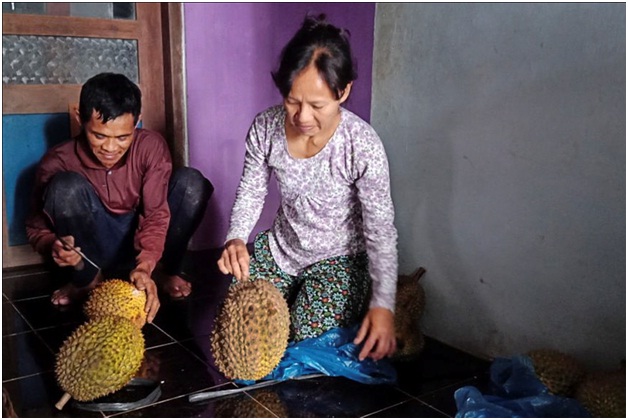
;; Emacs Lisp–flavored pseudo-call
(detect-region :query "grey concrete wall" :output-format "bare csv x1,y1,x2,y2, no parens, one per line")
371,3,625,370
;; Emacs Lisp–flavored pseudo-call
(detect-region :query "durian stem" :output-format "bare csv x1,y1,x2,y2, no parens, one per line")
55,393,71,410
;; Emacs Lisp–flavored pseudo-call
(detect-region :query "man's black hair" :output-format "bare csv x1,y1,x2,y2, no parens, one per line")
79,73,142,124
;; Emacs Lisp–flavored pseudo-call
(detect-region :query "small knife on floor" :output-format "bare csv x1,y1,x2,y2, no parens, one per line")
56,236,101,271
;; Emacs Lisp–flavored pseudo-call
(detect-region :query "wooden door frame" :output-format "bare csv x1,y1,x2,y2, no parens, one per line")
2,3,187,268
162,3,188,169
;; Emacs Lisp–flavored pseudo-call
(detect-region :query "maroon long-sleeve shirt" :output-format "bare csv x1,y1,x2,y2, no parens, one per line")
25,128,172,274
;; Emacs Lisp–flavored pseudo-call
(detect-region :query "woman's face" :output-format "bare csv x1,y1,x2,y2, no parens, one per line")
284,64,351,138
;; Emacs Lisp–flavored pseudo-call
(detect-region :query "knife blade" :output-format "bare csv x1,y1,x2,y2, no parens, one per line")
56,236,101,271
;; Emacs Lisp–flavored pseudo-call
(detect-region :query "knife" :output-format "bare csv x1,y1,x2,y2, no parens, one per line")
56,236,101,271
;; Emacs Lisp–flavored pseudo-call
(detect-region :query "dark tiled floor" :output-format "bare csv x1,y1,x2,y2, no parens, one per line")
2,249,491,418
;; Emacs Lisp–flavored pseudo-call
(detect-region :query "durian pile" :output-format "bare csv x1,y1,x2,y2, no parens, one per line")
54,279,147,410
527,349,586,396
526,348,626,418
211,280,290,381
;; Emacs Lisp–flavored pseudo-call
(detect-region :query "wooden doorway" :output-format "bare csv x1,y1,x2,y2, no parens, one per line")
2,3,186,268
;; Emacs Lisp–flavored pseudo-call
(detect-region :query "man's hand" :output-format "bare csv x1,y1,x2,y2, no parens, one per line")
52,235,83,268
130,266,160,324
217,239,250,282
354,307,397,361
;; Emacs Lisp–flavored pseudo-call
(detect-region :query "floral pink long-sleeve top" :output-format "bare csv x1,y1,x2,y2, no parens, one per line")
226,105,398,312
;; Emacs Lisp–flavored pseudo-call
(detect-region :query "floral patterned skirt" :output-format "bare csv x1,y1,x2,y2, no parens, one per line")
244,230,371,342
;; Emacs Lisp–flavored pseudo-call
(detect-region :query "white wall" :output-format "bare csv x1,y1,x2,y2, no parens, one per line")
372,3,625,370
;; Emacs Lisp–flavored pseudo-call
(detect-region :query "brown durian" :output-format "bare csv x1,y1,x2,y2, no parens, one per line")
575,367,626,418
393,268,426,361
527,349,585,396
211,280,290,381
55,316,145,409
84,279,147,328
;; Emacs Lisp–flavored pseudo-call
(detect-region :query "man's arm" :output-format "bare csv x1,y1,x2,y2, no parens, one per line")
130,131,173,322
26,148,67,256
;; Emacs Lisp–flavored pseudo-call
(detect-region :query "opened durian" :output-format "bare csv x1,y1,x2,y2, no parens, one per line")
84,279,147,328
527,349,585,396
55,315,145,409
211,280,290,381
575,368,626,418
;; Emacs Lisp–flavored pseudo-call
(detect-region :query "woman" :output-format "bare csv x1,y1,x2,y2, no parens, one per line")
218,14,398,361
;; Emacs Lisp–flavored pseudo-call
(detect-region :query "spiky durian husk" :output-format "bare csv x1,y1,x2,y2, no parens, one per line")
575,369,626,418
393,270,426,361
55,316,145,402
527,349,585,396
211,281,290,381
84,279,147,328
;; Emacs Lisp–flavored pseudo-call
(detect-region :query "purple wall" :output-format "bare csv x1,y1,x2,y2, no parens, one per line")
184,3,376,249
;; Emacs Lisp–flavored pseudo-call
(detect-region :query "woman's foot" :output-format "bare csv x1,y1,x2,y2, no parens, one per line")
50,273,102,306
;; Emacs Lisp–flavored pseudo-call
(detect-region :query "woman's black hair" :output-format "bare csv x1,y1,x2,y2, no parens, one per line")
272,14,357,100
78,73,142,124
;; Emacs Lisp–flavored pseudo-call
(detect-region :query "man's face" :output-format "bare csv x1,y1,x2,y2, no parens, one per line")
83,111,136,169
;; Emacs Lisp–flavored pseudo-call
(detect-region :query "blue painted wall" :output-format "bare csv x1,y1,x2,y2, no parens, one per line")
2,113,70,245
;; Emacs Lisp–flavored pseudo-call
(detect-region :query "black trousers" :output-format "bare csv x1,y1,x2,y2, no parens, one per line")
43,167,213,287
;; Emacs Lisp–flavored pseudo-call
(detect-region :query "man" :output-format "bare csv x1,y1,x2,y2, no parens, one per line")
26,73,213,323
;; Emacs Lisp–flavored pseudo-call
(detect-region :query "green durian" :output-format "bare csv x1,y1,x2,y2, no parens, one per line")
55,316,145,408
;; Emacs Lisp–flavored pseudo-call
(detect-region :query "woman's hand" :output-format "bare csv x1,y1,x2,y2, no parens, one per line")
51,235,83,268
353,307,397,361
217,239,250,282
130,266,160,324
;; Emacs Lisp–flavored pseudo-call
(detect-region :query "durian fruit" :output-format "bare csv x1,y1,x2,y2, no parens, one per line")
211,280,290,381
575,367,626,418
527,349,585,396
393,267,426,361
55,315,145,409
84,279,147,328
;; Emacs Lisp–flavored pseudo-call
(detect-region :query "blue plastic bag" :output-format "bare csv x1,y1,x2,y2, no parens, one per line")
490,355,549,398
236,325,397,386
455,386,590,418
455,355,590,418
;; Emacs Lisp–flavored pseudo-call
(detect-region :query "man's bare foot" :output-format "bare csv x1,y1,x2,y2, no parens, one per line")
159,274,192,299
50,273,103,306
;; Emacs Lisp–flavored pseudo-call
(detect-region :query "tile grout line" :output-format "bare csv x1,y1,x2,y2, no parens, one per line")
146,322,178,342
383,389,455,418
359,398,413,417
2,269,50,280
171,336,220,370
392,384,460,417
2,370,52,384
246,391,282,418
6,293,53,303
143,324,211,366
414,397,453,418
394,374,479,399
9,299,59,355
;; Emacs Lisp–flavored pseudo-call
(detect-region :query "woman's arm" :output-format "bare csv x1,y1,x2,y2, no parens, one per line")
218,113,274,280
352,127,399,360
